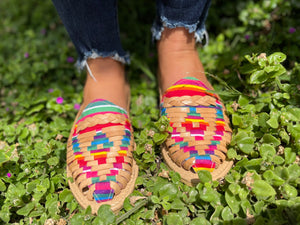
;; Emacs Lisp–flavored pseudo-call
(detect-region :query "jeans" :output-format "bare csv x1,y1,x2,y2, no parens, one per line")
52,0,211,70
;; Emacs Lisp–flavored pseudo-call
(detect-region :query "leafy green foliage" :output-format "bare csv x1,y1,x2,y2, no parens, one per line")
0,0,299,224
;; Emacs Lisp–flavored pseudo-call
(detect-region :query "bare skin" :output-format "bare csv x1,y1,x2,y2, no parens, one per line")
82,27,213,110
157,27,213,93
83,57,130,110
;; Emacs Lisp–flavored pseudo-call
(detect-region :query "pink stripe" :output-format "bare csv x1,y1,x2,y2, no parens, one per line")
173,137,184,142
194,136,204,141
109,170,119,175
190,129,205,135
208,145,217,150
215,131,224,135
86,171,98,178
213,136,222,141
90,148,110,153
95,182,110,190
187,116,203,119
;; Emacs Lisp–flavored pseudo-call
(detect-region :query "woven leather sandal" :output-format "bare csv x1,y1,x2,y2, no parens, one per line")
67,99,138,213
161,77,232,186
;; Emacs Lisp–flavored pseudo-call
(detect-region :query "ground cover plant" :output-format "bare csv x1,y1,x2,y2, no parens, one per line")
0,0,299,224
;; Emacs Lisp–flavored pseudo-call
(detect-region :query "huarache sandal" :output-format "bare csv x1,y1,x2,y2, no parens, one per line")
161,77,232,186
67,99,138,213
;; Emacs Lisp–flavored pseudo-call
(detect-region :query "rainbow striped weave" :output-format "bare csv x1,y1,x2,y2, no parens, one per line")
161,77,227,172
69,99,132,202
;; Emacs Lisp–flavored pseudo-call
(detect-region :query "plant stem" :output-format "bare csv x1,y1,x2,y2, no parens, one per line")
116,198,149,224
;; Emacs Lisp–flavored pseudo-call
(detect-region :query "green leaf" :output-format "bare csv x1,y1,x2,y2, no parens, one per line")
170,198,185,210
249,70,268,84
96,205,115,225
151,195,160,204
200,187,220,204
252,180,276,197
153,132,168,144
263,170,285,186
228,183,241,195
237,137,255,154
0,209,10,223
16,202,35,216
266,117,278,128
221,206,234,221
267,52,286,64
47,157,59,166
232,114,243,126
254,201,265,214
281,184,297,199
169,171,181,183
225,190,240,214
190,217,211,225
227,148,238,159
166,213,183,225
279,130,290,144
258,113,270,128
273,155,285,165
238,95,249,107
159,183,178,201
261,134,281,146
288,164,300,181
26,104,44,116
69,214,85,225
197,170,212,183
259,144,276,159
284,148,296,164
59,189,74,203
0,179,6,192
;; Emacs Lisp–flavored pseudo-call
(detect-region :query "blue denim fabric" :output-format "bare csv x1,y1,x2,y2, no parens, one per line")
152,0,211,44
52,0,211,69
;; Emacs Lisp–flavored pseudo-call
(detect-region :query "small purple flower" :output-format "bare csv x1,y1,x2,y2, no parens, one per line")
6,107,9,112
24,52,29,58
48,88,54,93
40,29,46,35
245,34,250,40
74,103,81,110
7,173,11,178
56,97,64,104
67,57,74,63
289,27,296,34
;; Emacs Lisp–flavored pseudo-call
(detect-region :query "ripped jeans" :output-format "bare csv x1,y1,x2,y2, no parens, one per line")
52,0,211,70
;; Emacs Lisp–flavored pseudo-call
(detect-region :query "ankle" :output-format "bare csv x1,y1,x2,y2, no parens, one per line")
158,27,196,54
83,58,130,110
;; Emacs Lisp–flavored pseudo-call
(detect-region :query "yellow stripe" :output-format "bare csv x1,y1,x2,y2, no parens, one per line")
75,154,83,159
118,150,127,155
216,121,225,125
91,152,107,156
168,84,207,91
193,167,214,172
185,118,206,123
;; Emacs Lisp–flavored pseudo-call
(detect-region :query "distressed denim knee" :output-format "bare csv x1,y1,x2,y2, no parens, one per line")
152,0,211,45
52,0,130,71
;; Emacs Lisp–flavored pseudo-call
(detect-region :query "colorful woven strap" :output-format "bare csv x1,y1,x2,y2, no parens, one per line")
67,99,134,203
161,77,232,173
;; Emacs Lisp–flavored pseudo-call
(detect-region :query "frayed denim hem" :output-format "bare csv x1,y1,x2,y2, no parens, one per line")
151,16,209,46
76,49,130,70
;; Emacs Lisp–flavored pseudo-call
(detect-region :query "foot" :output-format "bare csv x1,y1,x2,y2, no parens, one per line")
157,27,213,94
83,58,130,110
